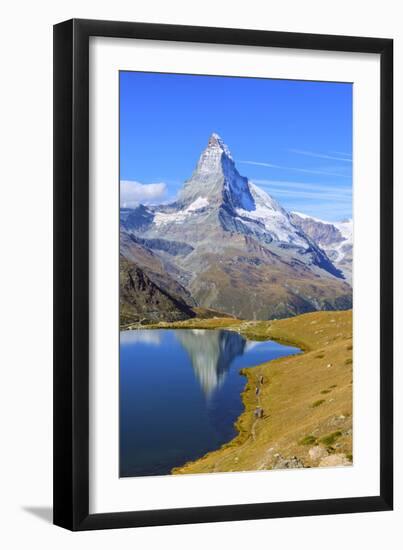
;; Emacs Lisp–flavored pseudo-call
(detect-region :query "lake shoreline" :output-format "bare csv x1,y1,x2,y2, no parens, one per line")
164,310,353,474
168,316,306,473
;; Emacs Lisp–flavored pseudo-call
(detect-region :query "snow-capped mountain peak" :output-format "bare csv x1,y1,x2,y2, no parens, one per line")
177,133,253,210
137,135,323,249
194,132,234,176
207,132,233,159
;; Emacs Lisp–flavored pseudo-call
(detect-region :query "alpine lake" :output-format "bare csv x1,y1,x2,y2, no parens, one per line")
120,328,299,477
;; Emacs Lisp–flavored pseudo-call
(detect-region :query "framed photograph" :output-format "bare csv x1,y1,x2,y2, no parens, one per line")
53,19,393,530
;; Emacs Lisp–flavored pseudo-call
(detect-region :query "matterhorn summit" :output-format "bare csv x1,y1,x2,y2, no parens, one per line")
199,132,234,164
178,132,254,211
176,133,317,248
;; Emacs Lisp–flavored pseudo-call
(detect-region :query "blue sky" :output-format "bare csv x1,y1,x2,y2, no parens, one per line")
120,71,352,221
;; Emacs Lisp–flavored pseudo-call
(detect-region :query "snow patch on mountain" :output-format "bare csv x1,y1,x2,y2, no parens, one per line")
334,219,353,241
291,212,353,278
331,221,353,263
154,197,209,226
187,196,209,211
293,211,353,233
235,184,307,246
292,211,353,252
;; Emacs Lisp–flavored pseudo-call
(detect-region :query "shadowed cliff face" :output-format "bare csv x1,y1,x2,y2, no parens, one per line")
175,329,246,396
119,256,195,326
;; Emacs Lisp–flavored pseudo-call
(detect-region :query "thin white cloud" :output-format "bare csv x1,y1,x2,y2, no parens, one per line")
239,160,351,179
253,180,352,220
271,189,351,202
253,179,352,196
331,151,352,158
291,203,352,221
288,149,352,162
120,180,166,208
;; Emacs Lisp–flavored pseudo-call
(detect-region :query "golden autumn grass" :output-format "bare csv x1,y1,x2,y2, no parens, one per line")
127,310,353,473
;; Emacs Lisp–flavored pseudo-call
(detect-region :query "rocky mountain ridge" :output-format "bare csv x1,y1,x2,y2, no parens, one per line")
120,256,195,326
290,212,353,283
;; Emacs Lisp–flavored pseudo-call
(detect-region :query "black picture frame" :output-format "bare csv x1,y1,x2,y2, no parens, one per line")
53,18,393,531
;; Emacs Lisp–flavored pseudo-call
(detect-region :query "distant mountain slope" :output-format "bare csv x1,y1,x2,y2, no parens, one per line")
120,229,195,307
121,133,352,320
290,212,353,283
120,256,195,326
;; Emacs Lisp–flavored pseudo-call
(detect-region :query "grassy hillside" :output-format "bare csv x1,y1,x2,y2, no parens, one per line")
186,250,352,320
164,310,353,474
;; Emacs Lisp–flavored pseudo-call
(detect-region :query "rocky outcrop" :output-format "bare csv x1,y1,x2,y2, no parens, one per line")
120,256,195,326
272,454,305,469
120,229,195,307
318,454,352,467
135,236,194,257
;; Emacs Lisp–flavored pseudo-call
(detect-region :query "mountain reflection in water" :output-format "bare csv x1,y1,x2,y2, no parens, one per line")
175,329,246,396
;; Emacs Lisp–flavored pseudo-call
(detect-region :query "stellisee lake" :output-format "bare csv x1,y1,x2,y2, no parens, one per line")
120,328,299,477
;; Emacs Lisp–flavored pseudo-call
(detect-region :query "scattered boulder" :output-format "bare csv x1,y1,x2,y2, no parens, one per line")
319,454,351,467
308,446,328,461
272,454,304,469
254,407,264,419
